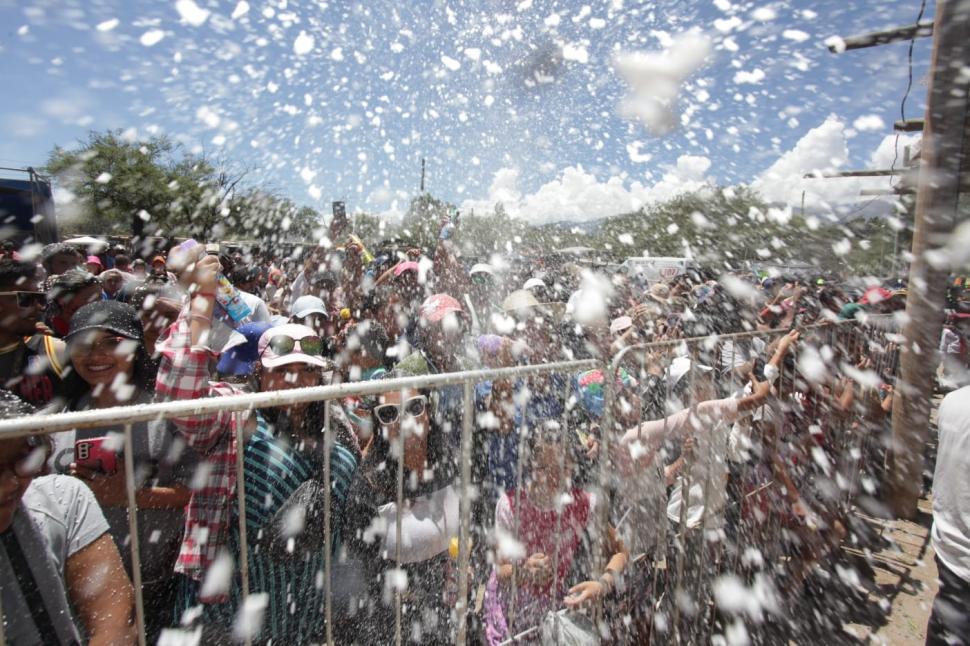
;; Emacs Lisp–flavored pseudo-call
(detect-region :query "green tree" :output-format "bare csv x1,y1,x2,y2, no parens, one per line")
45,131,177,237
401,193,455,251
45,130,319,245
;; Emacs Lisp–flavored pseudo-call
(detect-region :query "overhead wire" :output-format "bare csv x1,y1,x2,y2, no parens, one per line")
840,0,928,221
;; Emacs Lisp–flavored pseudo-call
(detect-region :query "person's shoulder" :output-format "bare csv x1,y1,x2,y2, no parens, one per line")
940,386,970,420
22,474,95,520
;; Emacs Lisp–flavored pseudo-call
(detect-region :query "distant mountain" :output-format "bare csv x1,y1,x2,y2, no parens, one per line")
540,218,603,233
530,190,900,235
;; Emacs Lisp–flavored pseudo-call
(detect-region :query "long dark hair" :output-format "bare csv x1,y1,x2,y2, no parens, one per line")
61,339,157,411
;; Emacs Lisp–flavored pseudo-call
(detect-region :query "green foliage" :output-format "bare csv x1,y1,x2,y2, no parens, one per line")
46,131,175,236
401,193,455,251
45,130,322,243
454,186,903,277
45,132,903,276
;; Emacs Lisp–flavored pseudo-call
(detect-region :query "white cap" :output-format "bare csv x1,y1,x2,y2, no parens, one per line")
610,316,633,335
523,277,546,290
469,263,496,276
667,356,714,385
290,295,328,319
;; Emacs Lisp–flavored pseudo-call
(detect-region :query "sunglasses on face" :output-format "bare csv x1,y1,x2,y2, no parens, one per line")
374,395,428,426
266,334,324,357
471,274,493,286
0,291,46,308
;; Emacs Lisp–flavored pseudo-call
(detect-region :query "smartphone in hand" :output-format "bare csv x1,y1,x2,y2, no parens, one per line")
75,438,119,474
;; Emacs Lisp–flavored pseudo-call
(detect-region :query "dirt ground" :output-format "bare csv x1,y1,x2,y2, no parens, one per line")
843,394,943,645
843,500,938,645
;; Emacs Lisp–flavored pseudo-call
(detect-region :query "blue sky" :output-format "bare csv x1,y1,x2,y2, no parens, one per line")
0,0,932,224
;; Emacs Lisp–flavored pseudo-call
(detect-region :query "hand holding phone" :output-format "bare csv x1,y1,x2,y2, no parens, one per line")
74,437,119,474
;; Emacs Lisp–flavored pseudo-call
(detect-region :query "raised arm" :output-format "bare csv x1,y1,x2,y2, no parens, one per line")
738,329,799,413
154,252,237,453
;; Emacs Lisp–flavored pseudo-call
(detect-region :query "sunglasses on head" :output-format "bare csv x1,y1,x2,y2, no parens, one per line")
0,291,46,308
374,395,428,426
266,334,324,357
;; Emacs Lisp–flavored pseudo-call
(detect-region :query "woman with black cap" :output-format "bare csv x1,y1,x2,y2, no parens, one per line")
50,300,196,643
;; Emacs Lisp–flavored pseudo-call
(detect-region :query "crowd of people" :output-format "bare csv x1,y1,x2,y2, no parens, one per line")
0,215,966,645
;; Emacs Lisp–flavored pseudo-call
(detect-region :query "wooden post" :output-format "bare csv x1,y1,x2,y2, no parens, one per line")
888,0,970,519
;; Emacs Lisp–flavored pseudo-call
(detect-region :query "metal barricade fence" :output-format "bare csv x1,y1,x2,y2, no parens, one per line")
0,317,898,645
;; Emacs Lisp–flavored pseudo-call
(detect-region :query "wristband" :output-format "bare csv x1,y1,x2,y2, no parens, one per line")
763,363,779,384
192,291,217,299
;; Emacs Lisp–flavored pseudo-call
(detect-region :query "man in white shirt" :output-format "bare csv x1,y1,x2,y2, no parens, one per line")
927,385,970,645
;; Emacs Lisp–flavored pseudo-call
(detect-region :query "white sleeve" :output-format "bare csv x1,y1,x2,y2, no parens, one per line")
50,476,110,556
694,397,741,427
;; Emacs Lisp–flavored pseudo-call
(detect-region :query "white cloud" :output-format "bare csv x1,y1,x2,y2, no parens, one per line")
461,155,712,224
457,119,918,227
853,115,886,132
752,115,920,209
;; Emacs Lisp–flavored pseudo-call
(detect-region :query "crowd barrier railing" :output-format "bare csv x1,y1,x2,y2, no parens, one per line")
0,316,898,645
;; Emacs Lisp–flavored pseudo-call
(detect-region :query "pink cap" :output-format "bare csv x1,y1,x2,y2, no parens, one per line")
419,294,464,323
257,323,329,369
393,261,419,277
86,255,103,267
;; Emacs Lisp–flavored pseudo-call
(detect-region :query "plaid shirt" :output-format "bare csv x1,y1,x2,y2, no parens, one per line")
155,307,246,580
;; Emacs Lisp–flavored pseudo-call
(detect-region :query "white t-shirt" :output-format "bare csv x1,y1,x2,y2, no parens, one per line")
378,483,460,565
654,398,745,530
1,475,109,644
931,386,970,582
287,271,309,312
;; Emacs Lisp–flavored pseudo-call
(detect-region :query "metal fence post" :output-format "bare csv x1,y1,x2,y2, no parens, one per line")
123,422,147,646
597,356,616,637
395,387,405,646
456,379,474,645
323,401,334,646
233,411,252,646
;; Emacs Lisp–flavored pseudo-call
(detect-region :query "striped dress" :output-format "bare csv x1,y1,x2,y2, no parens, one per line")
179,414,358,642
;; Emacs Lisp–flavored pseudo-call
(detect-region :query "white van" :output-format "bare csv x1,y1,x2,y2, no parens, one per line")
621,256,696,282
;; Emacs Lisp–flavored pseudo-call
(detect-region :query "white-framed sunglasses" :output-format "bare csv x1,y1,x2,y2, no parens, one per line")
373,395,428,426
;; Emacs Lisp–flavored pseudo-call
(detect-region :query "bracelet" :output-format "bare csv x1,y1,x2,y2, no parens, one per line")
188,314,211,323
192,291,217,299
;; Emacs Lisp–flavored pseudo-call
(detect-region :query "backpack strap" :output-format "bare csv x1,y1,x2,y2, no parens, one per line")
1,530,79,646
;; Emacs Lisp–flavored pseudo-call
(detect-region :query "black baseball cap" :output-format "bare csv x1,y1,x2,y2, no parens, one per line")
66,301,144,342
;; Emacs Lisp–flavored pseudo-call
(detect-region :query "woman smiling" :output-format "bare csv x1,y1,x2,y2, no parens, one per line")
51,300,195,643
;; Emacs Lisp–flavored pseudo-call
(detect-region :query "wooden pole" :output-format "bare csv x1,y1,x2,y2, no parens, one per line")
829,20,934,52
888,0,970,519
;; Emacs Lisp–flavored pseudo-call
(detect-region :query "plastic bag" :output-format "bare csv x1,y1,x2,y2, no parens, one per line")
540,609,600,646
